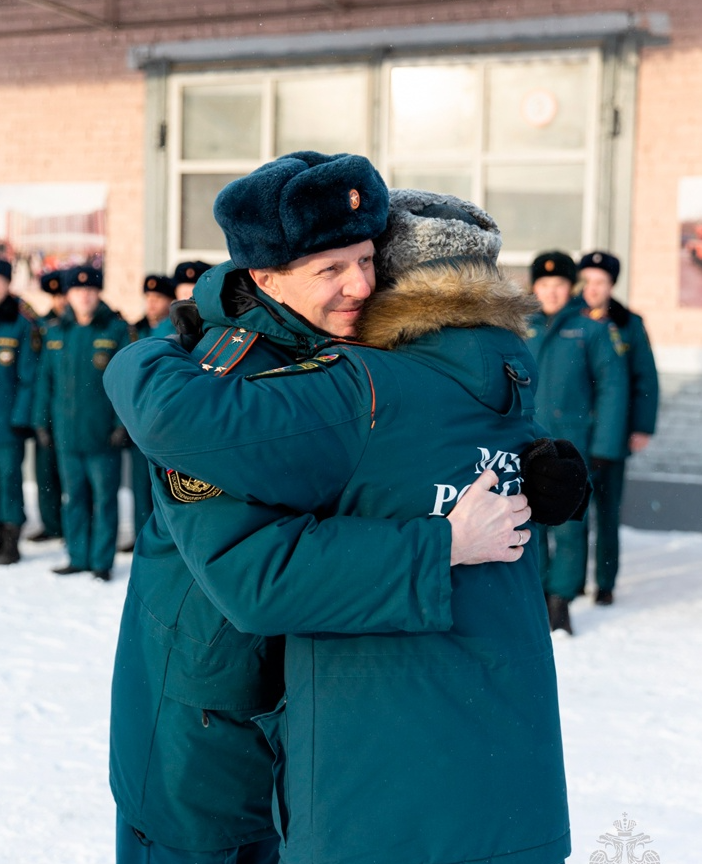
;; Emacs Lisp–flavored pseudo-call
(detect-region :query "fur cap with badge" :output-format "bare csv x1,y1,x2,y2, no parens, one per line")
578,250,620,284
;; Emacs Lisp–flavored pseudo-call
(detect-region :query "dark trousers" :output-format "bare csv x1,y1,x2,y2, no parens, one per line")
116,812,280,864
590,459,626,592
130,446,153,540
0,440,25,525
35,439,63,537
56,449,121,571
536,518,589,602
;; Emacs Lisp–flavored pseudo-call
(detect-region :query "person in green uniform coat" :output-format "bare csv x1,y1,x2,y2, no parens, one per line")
172,260,212,301
25,270,67,543
121,274,178,553
0,258,39,565
102,158,547,864
33,265,130,581
579,250,659,604
527,250,629,634
105,168,591,864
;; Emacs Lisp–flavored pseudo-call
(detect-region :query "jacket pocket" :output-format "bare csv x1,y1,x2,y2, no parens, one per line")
254,698,289,845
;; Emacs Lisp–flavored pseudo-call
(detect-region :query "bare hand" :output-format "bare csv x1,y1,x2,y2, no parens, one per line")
447,470,531,565
628,432,651,453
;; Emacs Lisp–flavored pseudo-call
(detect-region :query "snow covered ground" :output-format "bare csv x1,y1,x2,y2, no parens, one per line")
1,486,701,864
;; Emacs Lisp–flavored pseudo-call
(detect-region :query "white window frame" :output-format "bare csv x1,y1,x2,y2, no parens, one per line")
167,48,602,271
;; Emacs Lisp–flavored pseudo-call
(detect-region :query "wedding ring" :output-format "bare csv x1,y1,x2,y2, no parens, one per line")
517,530,523,546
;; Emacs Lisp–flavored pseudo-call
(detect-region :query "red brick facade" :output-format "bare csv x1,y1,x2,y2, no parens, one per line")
1,0,702,361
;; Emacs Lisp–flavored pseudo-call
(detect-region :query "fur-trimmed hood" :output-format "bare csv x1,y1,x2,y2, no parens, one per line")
357,260,540,349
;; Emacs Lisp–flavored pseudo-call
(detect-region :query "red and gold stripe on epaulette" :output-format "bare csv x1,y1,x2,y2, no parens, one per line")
199,327,259,376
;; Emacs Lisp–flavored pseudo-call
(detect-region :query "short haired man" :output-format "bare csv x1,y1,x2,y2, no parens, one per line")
106,164,587,864
0,258,39,565
33,266,130,581
578,250,659,604
527,250,629,633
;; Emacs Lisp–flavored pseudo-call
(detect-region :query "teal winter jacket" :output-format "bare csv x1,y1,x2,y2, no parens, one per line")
0,295,39,446
591,297,658,443
105,262,570,864
527,295,629,461
105,265,453,852
32,301,130,452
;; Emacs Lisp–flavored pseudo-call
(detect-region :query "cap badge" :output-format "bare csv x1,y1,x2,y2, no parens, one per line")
349,189,361,210
544,260,555,272
593,253,602,263
78,271,88,283
147,278,157,289
185,267,195,279
49,279,59,290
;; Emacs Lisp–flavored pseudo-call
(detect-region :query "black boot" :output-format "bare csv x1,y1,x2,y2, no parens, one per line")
0,524,21,565
547,595,573,635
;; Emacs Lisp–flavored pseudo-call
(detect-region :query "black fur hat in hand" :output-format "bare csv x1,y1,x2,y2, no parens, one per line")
373,188,503,284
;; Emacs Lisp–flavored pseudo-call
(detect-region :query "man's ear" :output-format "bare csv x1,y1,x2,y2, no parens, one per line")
249,268,279,300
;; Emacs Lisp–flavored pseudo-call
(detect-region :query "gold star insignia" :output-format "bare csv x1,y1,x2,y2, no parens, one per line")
201,363,213,371
231,335,244,343
214,366,226,373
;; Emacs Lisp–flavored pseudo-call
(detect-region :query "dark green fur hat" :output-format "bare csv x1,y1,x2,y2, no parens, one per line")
214,151,389,268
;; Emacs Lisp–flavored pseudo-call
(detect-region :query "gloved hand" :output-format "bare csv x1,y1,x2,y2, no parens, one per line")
35,427,53,448
169,298,204,352
109,427,131,448
520,438,592,526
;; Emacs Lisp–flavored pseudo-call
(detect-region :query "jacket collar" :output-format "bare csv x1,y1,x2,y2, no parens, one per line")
357,261,540,350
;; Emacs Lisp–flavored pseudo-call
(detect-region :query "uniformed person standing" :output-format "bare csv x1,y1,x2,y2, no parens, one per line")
527,251,629,634
172,260,212,301
0,258,39,565
32,266,130,580
26,270,67,543
122,274,177,551
579,250,659,604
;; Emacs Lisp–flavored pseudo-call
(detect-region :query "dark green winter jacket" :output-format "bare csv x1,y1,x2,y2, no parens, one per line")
105,265,453,852
32,301,129,452
0,295,39,446
590,297,659,442
105,261,570,864
527,295,629,462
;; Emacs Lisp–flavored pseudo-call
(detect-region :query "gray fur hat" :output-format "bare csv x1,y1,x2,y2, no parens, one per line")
374,188,502,283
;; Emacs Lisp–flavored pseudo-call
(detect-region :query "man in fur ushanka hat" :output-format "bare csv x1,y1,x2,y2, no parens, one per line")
106,180,592,864
104,154,545,864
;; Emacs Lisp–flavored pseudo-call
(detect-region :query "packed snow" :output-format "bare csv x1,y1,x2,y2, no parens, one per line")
1,485,700,863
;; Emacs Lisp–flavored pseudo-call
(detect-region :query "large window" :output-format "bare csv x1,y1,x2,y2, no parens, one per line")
169,51,599,270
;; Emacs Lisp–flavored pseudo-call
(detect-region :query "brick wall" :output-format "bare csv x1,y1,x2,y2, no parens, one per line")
0,79,145,320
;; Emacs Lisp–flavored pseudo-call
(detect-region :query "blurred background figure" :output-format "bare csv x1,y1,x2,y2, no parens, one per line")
32,266,130,581
0,258,39,565
526,250,629,635
579,251,659,605
121,273,178,552
172,261,212,301
25,269,67,544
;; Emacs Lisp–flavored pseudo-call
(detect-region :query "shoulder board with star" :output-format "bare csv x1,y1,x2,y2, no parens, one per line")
245,353,342,381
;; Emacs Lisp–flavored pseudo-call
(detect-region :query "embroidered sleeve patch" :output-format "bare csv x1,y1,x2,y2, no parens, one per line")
245,353,342,381
166,469,223,503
